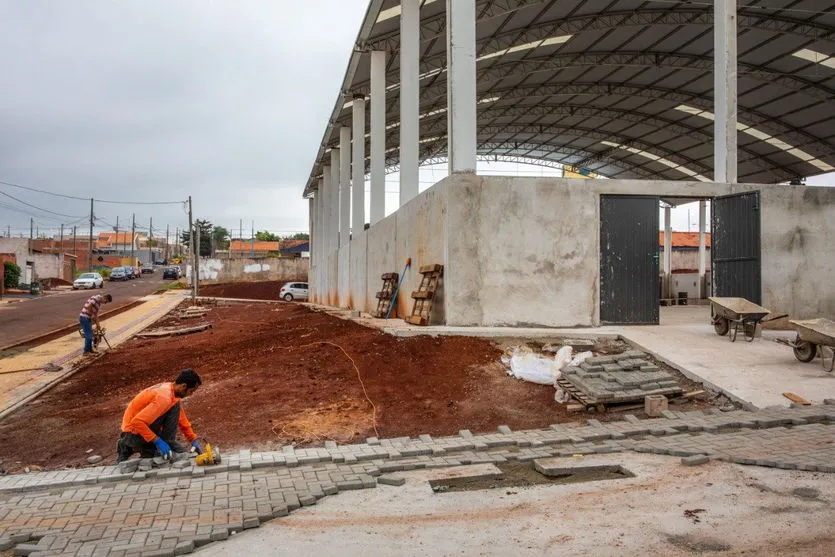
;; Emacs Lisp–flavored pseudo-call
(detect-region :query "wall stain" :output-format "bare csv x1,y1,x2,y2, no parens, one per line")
783,227,808,252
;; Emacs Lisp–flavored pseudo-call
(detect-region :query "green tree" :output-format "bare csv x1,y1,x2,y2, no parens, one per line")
212,226,230,251
284,232,309,240
3,261,21,288
255,230,280,242
180,219,213,257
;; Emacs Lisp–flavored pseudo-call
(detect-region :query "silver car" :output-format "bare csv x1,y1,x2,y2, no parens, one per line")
73,272,104,289
279,282,308,301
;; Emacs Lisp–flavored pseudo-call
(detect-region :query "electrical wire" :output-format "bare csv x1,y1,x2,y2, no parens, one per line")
0,179,185,205
0,190,87,219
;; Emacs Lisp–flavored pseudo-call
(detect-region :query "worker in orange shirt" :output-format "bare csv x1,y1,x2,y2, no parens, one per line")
116,369,203,462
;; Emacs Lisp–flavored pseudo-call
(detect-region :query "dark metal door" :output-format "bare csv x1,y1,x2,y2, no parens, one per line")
712,191,761,303
600,195,659,324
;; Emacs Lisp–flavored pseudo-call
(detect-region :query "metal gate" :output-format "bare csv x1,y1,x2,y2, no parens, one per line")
712,191,761,303
600,195,659,324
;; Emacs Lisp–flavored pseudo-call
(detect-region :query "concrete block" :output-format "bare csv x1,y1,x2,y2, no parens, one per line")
602,364,621,373
173,540,195,555
119,460,140,474
172,460,190,469
823,399,835,406
243,518,260,529
86,455,103,464
366,437,380,445
459,430,474,438
324,441,338,450
12,544,43,556
497,425,512,434
0,538,11,551
681,455,710,466
210,529,229,542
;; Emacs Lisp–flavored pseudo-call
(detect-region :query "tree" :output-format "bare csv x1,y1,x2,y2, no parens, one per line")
212,226,230,251
285,232,309,240
180,219,213,257
255,230,280,242
3,261,21,288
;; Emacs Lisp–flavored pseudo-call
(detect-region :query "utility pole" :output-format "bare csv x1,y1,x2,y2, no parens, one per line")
130,213,135,265
175,227,179,257
250,221,254,258
73,226,77,255
195,224,200,298
149,217,153,265
115,216,120,257
88,198,94,271
59,224,64,253
29,218,33,256
165,224,170,262
239,219,243,259
188,196,195,303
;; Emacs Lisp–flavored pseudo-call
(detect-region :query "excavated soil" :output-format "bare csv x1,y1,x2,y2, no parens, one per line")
198,280,306,301
0,296,713,474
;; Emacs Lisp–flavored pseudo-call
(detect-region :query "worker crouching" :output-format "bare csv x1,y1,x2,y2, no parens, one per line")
116,369,203,462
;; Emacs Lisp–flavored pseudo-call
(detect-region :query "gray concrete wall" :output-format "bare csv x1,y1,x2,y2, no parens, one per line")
32,253,62,281
187,257,308,285
338,244,351,308
365,214,398,316
349,229,368,313
326,251,338,307
760,186,835,319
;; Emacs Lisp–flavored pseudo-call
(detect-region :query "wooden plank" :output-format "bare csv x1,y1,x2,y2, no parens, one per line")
381,273,399,280
404,315,428,326
418,264,443,274
376,292,393,299
410,290,434,300
782,392,812,405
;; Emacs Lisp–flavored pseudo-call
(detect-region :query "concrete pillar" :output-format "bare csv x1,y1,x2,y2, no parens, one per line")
330,150,340,253
370,51,386,225
663,206,672,300
316,180,324,264
322,167,332,256
339,126,351,247
446,0,477,173
352,97,366,234
698,200,707,298
399,0,420,206
714,0,737,183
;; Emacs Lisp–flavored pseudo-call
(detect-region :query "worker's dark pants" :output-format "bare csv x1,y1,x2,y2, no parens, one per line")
79,316,94,353
116,403,186,462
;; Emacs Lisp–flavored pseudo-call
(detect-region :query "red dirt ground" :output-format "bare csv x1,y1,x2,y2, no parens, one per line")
198,280,306,301
0,295,710,474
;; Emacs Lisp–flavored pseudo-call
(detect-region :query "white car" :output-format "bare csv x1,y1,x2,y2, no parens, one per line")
279,281,308,301
73,272,105,290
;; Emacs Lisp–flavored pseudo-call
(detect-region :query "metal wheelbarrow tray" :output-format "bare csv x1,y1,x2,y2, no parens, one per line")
708,297,772,342
784,318,835,372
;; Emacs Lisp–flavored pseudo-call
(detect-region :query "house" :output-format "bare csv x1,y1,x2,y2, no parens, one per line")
279,240,310,258
658,232,712,273
97,232,141,255
228,240,280,257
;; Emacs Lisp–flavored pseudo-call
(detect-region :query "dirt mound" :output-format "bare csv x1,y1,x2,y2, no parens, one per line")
198,280,306,300
0,301,583,472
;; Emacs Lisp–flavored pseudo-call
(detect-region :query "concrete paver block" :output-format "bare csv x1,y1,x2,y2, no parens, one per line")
681,455,711,466
378,475,406,486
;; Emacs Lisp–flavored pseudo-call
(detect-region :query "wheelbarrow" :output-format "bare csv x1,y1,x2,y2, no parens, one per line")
708,297,773,342
777,318,835,373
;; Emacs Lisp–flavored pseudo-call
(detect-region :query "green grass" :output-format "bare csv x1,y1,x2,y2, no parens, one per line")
154,280,188,294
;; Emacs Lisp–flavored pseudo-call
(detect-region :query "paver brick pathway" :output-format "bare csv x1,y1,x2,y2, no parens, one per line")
1,403,833,556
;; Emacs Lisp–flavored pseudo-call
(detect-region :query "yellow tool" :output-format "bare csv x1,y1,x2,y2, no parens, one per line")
194,440,222,466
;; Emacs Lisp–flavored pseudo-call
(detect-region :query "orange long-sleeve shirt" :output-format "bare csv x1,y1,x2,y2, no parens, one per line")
120,382,197,442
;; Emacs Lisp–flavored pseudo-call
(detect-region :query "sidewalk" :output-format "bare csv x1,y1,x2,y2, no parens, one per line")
0,291,187,419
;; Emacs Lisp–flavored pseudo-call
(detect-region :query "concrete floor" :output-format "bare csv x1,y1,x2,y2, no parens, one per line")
195,454,835,556
333,305,835,409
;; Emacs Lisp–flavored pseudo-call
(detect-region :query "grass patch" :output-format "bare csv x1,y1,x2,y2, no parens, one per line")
154,281,188,294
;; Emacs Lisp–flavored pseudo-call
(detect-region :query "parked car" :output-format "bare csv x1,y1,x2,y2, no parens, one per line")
110,267,129,281
162,267,179,280
141,265,154,274
130,266,141,279
279,282,308,302
73,272,104,290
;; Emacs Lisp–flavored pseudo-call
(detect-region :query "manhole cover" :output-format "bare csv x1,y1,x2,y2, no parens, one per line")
429,461,633,493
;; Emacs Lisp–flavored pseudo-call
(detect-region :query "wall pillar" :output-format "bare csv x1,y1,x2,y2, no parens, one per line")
446,0,477,173
663,205,672,299
399,0,420,206
329,151,340,253
339,127,352,247
352,97,366,234
321,167,332,257
698,199,708,298
714,0,737,183
370,50,386,225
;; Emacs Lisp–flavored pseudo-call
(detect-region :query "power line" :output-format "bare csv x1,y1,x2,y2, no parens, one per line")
0,179,185,205
0,191,87,219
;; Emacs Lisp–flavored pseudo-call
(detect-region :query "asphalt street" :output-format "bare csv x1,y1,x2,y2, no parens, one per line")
0,272,169,348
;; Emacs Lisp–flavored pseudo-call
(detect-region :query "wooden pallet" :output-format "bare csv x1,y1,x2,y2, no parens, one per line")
373,272,399,318
405,264,443,326
556,377,598,406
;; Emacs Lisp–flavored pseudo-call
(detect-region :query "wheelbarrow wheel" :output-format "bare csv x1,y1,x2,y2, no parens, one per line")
714,317,729,336
793,337,817,363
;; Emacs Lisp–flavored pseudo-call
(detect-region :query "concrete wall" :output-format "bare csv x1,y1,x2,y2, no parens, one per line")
338,244,351,307
0,239,65,283
187,257,308,285
760,186,835,319
32,253,62,281
349,229,368,313
365,213,398,316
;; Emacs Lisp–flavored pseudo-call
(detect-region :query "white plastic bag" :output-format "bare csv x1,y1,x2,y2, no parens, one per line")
554,389,571,403
553,345,573,374
569,351,594,367
506,348,559,385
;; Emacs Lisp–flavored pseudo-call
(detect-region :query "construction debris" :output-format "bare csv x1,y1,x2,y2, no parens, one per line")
782,392,812,405
136,323,212,338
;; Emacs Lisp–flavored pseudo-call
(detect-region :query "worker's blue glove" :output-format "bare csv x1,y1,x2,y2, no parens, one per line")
191,440,201,453
153,437,172,459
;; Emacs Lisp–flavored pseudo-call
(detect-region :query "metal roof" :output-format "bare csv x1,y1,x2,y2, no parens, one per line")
303,0,835,196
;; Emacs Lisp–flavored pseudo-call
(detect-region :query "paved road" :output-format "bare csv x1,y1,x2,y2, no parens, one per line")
0,272,169,348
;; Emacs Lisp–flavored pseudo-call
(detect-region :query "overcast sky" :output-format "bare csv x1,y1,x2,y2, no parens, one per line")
1,1,832,240
0,0,367,239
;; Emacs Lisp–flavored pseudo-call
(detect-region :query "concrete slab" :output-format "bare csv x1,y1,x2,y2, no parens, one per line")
193,454,835,556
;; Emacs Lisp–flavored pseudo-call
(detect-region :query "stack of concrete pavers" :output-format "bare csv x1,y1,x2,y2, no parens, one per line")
561,349,683,404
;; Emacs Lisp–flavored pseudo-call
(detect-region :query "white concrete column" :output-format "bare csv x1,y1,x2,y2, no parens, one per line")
664,205,672,299
370,50,386,224
714,0,737,183
330,150,340,253
698,200,707,298
352,97,366,234
309,196,315,263
339,126,351,247
399,0,420,206
322,167,332,255
446,0,477,173
316,180,324,265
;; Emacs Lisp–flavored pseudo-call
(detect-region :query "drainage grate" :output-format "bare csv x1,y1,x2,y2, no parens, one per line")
429,462,634,493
